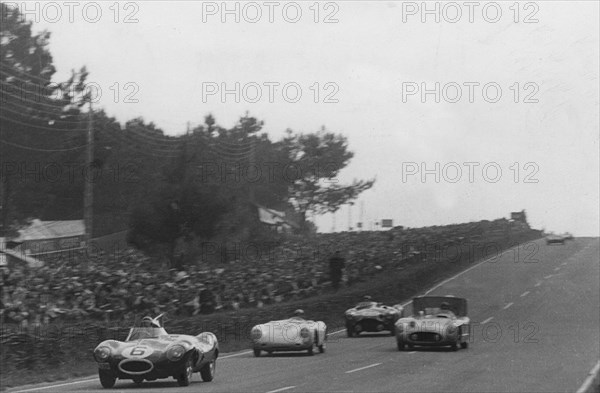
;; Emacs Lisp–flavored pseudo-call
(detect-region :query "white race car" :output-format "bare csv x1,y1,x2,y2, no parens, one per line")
250,310,327,357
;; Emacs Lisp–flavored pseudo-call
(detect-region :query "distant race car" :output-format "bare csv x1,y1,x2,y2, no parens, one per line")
546,234,566,245
250,310,327,356
563,232,574,241
395,296,470,351
345,299,403,337
93,314,218,388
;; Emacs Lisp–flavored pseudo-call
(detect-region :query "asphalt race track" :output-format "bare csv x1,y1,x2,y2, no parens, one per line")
9,238,599,393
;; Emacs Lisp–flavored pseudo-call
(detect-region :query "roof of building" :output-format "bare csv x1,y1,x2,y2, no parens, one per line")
13,219,85,241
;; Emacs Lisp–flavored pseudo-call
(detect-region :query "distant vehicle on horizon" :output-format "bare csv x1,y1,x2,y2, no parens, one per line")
546,234,566,245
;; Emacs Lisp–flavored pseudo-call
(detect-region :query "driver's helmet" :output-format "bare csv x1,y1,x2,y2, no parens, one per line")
440,302,451,311
141,316,160,327
293,309,305,317
363,295,372,301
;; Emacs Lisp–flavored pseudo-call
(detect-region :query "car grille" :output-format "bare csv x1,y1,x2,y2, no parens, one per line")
119,359,154,374
410,332,441,342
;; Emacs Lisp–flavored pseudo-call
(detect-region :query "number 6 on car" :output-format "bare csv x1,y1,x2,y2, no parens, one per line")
122,346,151,358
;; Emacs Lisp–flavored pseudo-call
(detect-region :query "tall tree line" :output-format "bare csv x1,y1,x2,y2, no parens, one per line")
0,3,374,264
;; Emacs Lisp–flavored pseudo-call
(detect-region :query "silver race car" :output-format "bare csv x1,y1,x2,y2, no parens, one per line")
395,296,470,351
250,310,327,356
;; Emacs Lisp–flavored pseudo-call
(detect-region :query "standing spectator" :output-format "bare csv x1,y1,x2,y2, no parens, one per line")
329,251,345,290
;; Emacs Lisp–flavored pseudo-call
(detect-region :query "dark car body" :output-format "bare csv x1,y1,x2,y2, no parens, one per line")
546,235,565,245
93,315,218,388
345,301,403,337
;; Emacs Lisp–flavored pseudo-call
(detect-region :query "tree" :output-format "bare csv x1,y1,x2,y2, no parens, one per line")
281,127,375,230
0,3,88,235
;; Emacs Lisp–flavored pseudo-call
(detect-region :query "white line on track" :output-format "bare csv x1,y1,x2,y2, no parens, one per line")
266,386,296,393
11,379,97,393
11,349,255,393
423,249,511,296
503,302,513,310
534,282,542,287
345,363,382,374
544,274,553,279
220,350,253,359
576,360,600,393
520,291,530,298
481,317,494,324
554,267,561,271
408,351,417,354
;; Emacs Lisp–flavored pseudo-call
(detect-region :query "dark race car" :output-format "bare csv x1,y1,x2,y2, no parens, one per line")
345,300,403,337
546,234,565,245
93,314,218,388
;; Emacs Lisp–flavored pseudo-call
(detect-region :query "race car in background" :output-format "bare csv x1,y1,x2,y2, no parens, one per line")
345,298,403,337
250,310,327,356
546,234,566,245
395,296,470,351
93,314,218,388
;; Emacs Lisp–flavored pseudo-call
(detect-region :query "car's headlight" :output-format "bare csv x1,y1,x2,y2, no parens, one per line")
251,327,262,340
345,313,354,320
300,328,310,339
94,346,111,362
409,321,416,328
166,345,186,361
447,325,458,335
397,324,404,333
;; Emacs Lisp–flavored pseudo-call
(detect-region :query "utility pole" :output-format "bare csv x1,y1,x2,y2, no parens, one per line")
83,101,93,266
331,211,336,233
348,203,352,231
359,200,364,232
0,123,6,239
248,138,256,204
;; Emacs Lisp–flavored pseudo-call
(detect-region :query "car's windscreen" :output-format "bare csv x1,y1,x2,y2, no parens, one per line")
126,327,167,341
355,302,376,310
413,297,466,316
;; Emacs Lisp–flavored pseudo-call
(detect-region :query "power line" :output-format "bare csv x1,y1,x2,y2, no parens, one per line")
0,138,88,152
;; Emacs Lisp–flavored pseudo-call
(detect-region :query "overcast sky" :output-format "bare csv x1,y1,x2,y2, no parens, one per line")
24,1,599,235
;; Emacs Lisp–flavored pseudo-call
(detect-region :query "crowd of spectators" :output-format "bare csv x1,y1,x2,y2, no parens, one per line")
1,218,530,328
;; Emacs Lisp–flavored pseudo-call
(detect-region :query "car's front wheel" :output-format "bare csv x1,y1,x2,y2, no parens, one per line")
451,337,459,351
200,359,216,382
177,358,193,386
459,327,469,349
397,340,405,351
99,369,116,389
